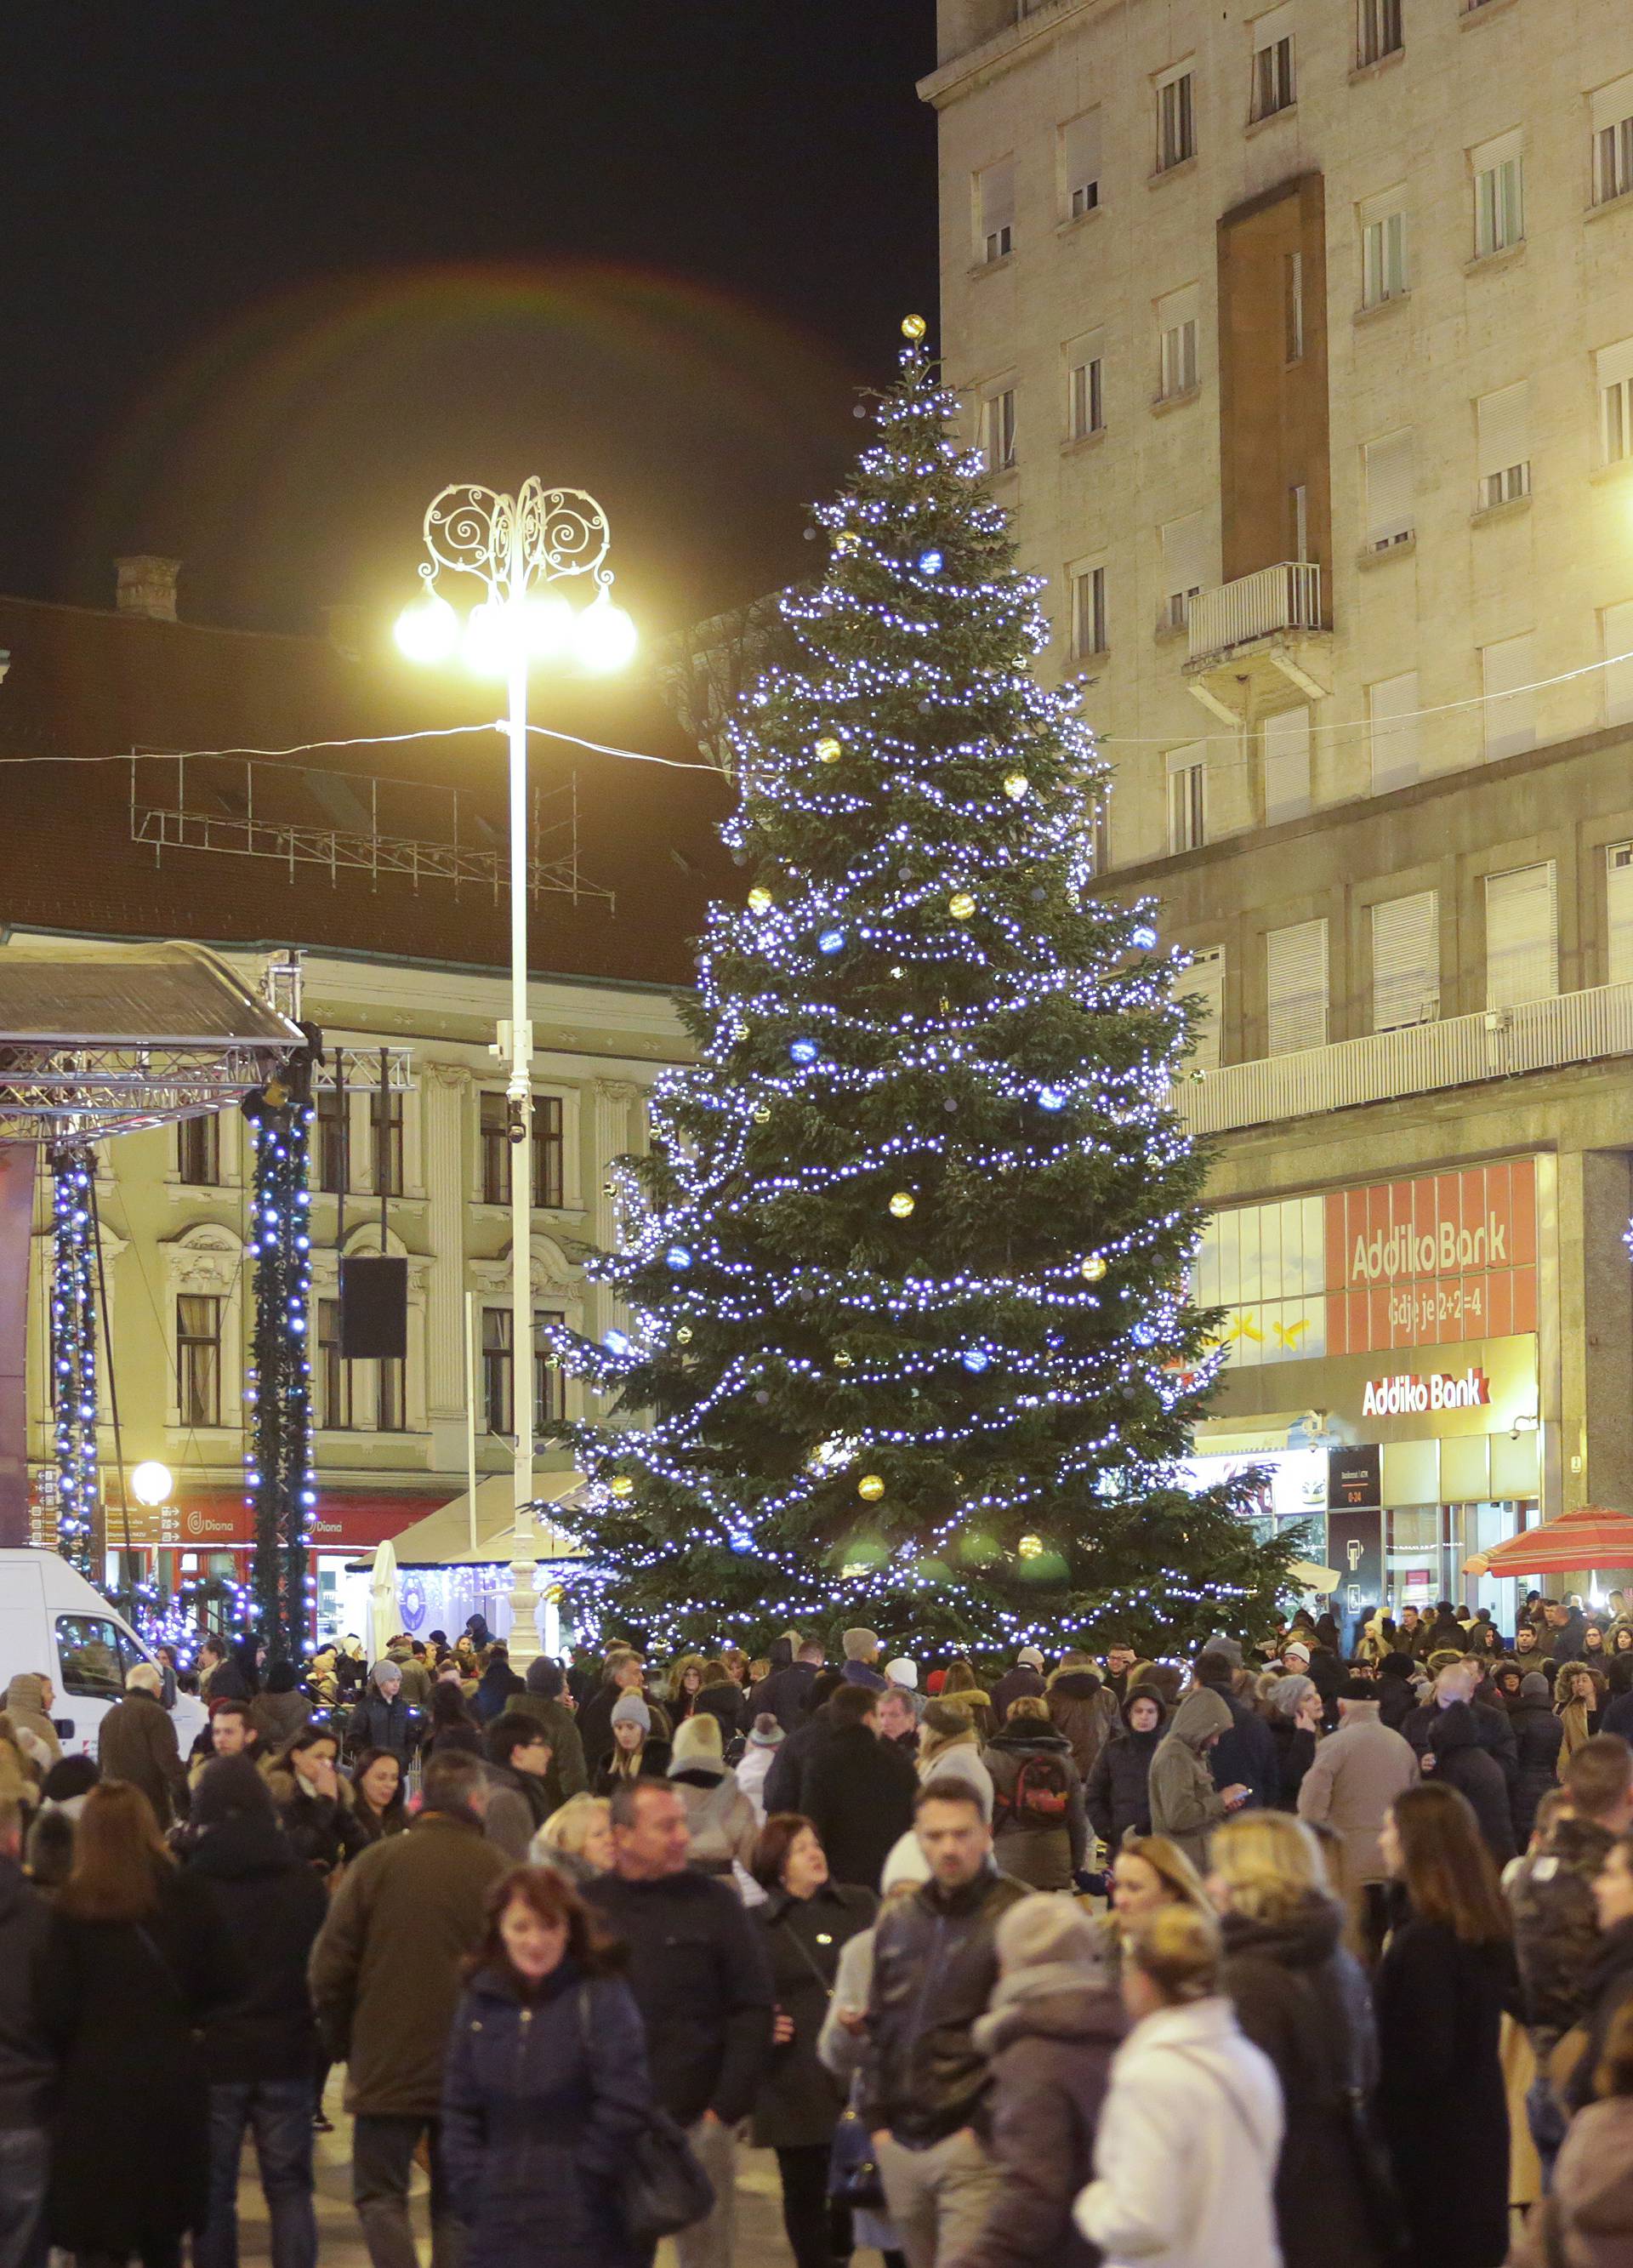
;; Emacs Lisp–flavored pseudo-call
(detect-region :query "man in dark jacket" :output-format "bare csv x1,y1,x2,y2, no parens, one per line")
510,1658,587,1815
1548,1599,1590,1663
310,1753,508,2268
1084,1689,1165,1851
988,1649,1046,1726
1101,1640,1138,1706
751,1637,827,1733
799,1684,918,1889
0,1798,52,2268
1425,1701,1514,1865
99,1661,190,1830
584,1779,772,2268
762,1672,845,1813
1513,1621,1555,1675
1193,1648,1277,1810
840,1627,888,1692
862,1779,1029,2268
186,1756,328,2268
1403,1658,1517,1786
344,1660,422,1769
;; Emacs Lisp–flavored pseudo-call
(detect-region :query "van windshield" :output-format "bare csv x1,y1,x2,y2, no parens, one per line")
55,1614,143,1700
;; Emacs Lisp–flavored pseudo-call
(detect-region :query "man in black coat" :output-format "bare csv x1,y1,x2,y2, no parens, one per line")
584,1780,772,2268
0,1797,52,2268
1193,1648,1277,1810
799,1684,919,1890
987,1649,1047,1726
751,1637,827,1733
862,1780,1029,2266
1403,1658,1517,1786
344,1661,422,1769
185,1756,328,2268
762,1672,846,1813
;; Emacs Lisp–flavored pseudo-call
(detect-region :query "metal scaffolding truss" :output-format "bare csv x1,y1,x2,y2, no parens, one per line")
128,750,615,909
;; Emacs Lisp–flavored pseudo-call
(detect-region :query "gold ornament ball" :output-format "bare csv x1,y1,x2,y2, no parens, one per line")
948,892,976,920
834,1350,854,1369
858,1473,886,1502
609,1476,634,1499
833,532,860,556
601,1178,617,1197
676,1325,693,1344
753,1104,771,1124
1003,772,1030,801
747,886,774,914
816,736,842,764
889,1190,917,1218
1017,1533,1044,1559
1080,1253,1107,1282
902,314,927,341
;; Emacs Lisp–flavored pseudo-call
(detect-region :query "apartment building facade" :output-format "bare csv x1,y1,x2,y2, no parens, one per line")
924,0,1633,1613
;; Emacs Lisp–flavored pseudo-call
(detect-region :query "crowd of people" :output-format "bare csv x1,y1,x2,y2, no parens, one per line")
3,1593,1633,2268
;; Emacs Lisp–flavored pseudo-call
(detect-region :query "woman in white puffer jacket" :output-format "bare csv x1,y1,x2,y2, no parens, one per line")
1076,1902,1284,2268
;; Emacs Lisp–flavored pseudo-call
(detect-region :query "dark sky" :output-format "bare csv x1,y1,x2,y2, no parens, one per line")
0,3,940,641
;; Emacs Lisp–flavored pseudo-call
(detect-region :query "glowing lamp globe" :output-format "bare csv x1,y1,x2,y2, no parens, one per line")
747,886,775,914
130,1460,174,1508
461,598,517,679
888,1191,916,1218
947,892,976,920
573,599,638,675
394,592,459,665
857,1473,886,1502
524,595,575,660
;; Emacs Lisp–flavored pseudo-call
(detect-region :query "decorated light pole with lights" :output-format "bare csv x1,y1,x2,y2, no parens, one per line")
246,1071,317,1655
48,1144,99,1578
549,323,1291,1652
396,482,635,1661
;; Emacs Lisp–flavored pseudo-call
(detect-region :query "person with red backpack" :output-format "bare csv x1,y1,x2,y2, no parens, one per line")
985,1695,1087,1890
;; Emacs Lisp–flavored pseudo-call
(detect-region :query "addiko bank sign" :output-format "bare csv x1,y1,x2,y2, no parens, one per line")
1326,1160,1536,1356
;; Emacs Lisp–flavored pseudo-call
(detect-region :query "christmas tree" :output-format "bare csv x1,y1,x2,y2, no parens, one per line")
550,323,1293,1655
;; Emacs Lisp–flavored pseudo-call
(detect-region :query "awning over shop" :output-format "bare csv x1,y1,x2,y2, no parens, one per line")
367,1468,591,1569
1464,1503,1633,1577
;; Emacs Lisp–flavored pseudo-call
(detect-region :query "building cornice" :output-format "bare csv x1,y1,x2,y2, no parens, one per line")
918,0,1103,109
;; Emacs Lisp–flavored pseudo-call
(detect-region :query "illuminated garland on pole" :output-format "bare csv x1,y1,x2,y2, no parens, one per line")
547,324,1294,1653
49,1143,98,1578
245,1074,316,1655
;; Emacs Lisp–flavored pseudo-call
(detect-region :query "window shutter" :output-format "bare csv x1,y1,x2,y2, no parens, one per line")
1254,1,1294,45
1368,671,1420,792
1372,892,1440,1031
1062,111,1101,202
1477,383,1529,482
1266,919,1329,1055
1604,601,1633,727
1482,632,1535,760
1263,707,1312,823
1607,844,1633,985
1364,430,1414,546
980,158,1015,237
1485,863,1557,1008
1600,338,1633,393
1162,510,1209,601
1186,946,1225,1069
1592,74,1633,137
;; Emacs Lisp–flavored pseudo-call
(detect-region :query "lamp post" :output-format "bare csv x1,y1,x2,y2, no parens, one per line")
397,482,635,1664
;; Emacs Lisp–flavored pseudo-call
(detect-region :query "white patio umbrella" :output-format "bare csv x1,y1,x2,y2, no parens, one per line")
367,1536,400,1667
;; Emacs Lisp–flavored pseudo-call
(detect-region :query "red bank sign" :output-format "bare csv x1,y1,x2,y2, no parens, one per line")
1325,1161,1536,1358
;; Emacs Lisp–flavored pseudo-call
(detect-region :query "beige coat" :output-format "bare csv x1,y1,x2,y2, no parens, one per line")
1296,1701,1418,1898
3,1674,60,1766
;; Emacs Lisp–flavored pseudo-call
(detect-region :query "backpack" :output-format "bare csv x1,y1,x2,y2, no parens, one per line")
999,1750,1073,1830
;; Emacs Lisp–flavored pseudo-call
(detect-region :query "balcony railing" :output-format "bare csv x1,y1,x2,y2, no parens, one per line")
1175,979,1633,1137
1187,561,1323,666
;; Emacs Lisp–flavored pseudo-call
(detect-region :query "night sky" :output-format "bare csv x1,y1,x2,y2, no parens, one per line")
0,3,940,641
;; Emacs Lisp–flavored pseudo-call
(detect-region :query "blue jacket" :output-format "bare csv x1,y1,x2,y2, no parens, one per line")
441,1961,651,2268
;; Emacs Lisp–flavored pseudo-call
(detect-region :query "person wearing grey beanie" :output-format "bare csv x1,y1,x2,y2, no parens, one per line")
1509,1666,1565,1844
592,1690,670,1794
958,1894,1123,2268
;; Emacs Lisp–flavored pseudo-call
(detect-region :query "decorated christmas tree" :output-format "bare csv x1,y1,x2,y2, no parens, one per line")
550,324,1293,1654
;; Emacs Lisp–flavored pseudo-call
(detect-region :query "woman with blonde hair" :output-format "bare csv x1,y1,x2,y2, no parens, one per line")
1074,1903,1282,2268
529,1793,613,1886
941,1657,996,1744
1209,1813,1385,2268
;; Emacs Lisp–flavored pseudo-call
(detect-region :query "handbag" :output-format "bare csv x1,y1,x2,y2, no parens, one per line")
828,2100,887,2211
575,1985,714,2243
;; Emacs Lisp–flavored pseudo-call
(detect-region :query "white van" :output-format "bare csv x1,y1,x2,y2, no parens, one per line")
0,1547,208,1760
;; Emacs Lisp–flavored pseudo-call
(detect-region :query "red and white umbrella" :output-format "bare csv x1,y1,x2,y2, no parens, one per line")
1463,1503,1633,1579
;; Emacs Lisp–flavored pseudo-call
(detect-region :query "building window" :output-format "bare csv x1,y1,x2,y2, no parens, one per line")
976,157,1015,264
1607,841,1633,983
316,1298,352,1430
1482,631,1536,761
371,1087,404,1198
1263,707,1312,824
1266,919,1329,1056
1485,862,1557,1009
1091,793,1112,875
1357,0,1403,67
1283,252,1304,362
1598,339,1633,465
1061,111,1101,219
177,1295,223,1428
1360,196,1408,308
1472,132,1524,259
480,1092,510,1205
1249,5,1295,122
176,1115,219,1188
1160,510,1209,633
1368,670,1421,792
983,389,1016,470
1157,283,1200,400
1186,946,1225,1069
1372,892,1440,1031
1168,746,1207,853
482,1091,566,1208
1363,428,1414,550
376,1352,406,1433
1071,564,1108,658
1602,601,1633,727
1593,77,1633,207
1156,64,1196,173
482,1306,566,1435
1289,483,1309,561
1067,349,1105,442
314,1088,350,1195
1475,381,1531,510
